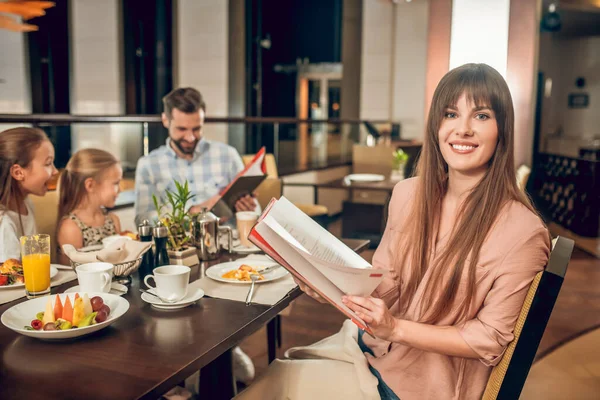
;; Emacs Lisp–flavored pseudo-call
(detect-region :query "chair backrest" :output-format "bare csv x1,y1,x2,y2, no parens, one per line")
241,153,282,209
352,144,395,177
29,190,60,263
482,236,574,400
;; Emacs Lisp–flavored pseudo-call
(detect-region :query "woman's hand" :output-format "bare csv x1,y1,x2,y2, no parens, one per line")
342,295,398,341
293,277,328,304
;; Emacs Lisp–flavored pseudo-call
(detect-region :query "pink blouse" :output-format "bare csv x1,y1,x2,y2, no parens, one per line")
363,177,550,399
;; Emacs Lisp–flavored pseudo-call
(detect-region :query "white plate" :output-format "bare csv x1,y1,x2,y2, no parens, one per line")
52,263,73,271
65,282,128,296
206,260,288,284
141,288,205,310
0,265,59,290
232,243,261,254
0,292,129,340
345,173,385,183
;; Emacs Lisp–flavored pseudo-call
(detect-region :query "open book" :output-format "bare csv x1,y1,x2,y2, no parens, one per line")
211,147,268,218
249,196,387,336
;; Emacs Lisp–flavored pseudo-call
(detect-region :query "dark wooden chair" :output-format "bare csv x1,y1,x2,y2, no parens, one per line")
482,236,574,399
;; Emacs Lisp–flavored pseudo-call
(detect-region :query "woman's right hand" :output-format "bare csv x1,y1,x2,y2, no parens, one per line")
294,277,328,304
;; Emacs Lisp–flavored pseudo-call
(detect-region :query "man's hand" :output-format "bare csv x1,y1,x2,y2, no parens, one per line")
234,194,257,212
189,194,220,215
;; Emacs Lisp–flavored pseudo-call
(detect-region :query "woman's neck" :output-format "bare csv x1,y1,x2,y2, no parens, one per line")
446,169,485,201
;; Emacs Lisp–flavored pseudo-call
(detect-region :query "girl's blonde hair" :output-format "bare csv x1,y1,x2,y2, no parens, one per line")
397,63,539,324
0,127,49,212
57,149,119,223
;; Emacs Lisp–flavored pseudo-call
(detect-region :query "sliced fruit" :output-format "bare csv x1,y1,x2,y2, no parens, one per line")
78,312,97,328
59,320,72,330
74,293,80,301
53,296,63,320
62,296,73,323
72,297,85,327
82,294,93,316
42,298,55,325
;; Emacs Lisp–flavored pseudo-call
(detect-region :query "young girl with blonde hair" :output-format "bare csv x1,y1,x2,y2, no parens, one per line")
238,64,551,400
0,127,58,261
57,148,123,264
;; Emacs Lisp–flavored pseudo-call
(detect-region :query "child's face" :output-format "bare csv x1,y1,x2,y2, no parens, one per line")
21,140,58,196
92,164,123,208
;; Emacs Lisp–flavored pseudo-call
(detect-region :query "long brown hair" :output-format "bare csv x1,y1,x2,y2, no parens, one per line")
398,63,536,323
0,127,49,215
57,148,119,224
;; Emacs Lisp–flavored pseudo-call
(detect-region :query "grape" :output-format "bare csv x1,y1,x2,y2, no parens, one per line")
43,322,57,331
99,304,110,316
91,296,104,312
95,310,108,323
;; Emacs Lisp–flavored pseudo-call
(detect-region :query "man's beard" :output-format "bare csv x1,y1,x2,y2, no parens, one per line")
172,138,199,155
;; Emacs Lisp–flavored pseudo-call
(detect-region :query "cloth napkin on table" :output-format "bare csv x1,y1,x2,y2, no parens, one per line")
191,254,298,306
62,240,152,265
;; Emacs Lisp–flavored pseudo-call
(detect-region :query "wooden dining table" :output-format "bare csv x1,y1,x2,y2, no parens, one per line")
0,238,370,400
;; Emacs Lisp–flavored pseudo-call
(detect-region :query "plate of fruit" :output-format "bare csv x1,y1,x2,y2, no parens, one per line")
0,292,129,340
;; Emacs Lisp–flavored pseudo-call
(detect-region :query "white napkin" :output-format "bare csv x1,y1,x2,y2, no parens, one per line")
62,241,152,265
191,255,298,306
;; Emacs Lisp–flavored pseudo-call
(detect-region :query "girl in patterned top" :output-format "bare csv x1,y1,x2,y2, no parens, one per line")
56,149,123,265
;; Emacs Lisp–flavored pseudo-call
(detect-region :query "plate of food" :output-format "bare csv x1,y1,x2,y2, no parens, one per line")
206,260,288,284
1,292,129,340
344,174,385,183
0,259,58,289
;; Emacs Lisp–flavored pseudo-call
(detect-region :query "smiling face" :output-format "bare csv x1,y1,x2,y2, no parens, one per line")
90,163,123,209
163,108,204,157
19,140,58,196
438,93,499,178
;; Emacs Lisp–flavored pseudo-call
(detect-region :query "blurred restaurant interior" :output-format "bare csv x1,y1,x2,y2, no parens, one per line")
0,0,599,399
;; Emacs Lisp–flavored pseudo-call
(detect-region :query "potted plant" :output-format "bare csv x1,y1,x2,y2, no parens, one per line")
391,149,409,181
153,180,199,266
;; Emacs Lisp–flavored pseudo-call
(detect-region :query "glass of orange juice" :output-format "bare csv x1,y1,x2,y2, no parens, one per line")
20,234,51,299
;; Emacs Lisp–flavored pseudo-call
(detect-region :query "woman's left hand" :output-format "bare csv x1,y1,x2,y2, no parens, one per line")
342,295,398,341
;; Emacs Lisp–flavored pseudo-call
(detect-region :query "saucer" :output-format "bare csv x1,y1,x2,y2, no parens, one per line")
232,243,261,254
64,282,128,296
141,288,205,310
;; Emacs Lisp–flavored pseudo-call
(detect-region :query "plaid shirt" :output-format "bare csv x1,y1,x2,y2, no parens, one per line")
134,139,244,224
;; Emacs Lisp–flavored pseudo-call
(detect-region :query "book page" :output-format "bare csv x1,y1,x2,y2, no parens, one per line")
254,220,368,327
267,197,371,269
263,214,385,296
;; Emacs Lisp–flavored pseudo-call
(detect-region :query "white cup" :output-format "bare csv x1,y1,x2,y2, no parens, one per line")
236,211,259,248
144,265,190,303
76,262,114,293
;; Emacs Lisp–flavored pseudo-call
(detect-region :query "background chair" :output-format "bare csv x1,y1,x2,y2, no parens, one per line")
30,189,60,263
242,153,329,226
482,236,575,400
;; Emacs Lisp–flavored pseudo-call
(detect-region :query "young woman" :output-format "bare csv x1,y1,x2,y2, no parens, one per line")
56,148,123,264
0,128,58,261
238,64,551,400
